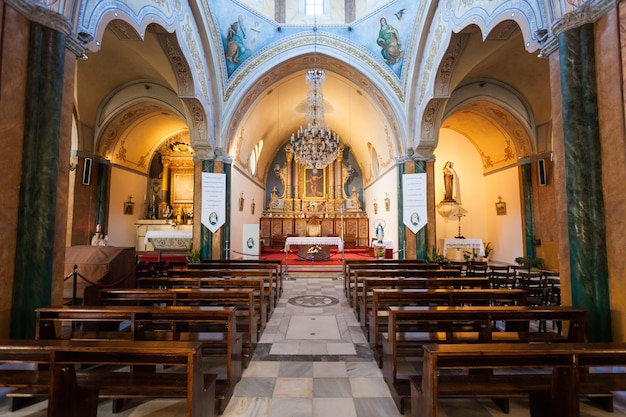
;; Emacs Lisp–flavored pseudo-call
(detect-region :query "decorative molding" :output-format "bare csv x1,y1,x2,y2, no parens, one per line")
434,33,469,97
159,33,193,97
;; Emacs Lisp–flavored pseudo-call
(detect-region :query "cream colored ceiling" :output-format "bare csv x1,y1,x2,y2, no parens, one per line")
74,18,550,179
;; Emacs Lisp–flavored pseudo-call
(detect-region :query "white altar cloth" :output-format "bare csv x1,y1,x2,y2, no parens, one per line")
443,238,485,257
285,236,343,252
144,230,193,244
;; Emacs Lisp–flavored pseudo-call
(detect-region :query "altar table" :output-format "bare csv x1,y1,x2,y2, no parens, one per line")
145,230,193,251
443,238,485,257
284,236,344,277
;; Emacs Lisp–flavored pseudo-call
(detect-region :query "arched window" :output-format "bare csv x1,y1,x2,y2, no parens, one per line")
249,140,263,176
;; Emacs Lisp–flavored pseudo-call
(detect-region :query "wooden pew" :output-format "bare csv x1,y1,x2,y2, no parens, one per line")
0,339,216,417
343,260,440,301
187,260,283,302
411,342,626,417
137,276,268,331
366,288,529,361
99,288,259,355
381,305,587,412
169,269,275,321
359,278,497,327
36,305,242,413
351,269,463,317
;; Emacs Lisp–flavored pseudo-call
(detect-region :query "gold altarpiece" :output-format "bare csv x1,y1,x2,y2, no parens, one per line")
260,145,369,249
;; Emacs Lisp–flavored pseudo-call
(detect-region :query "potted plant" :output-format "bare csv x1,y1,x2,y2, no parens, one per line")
484,242,493,260
186,248,200,264
515,256,545,270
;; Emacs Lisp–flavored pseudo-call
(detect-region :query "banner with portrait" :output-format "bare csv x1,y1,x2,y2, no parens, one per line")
403,173,427,234
201,173,226,233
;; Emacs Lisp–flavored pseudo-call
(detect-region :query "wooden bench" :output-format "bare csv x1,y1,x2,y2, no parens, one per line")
187,260,283,302
35,305,242,413
359,279,506,328
99,288,259,355
169,269,275,322
411,342,626,417
343,260,441,301
381,305,588,412
136,276,268,331
366,288,528,362
0,339,216,417
351,269,463,317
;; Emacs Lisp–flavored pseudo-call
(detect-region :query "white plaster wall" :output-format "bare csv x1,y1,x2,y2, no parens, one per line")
230,168,265,259
107,167,148,248
434,129,488,260
364,167,399,257
434,128,523,263
484,167,524,265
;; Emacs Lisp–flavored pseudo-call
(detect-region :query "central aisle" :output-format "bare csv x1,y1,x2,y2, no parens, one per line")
221,277,401,417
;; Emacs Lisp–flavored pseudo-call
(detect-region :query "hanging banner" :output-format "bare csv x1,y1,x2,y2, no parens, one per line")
403,173,428,234
201,173,226,233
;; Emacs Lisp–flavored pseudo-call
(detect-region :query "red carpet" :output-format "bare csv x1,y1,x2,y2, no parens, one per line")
260,248,374,266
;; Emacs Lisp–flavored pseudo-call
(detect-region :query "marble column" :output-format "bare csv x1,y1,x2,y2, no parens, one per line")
200,159,214,261
414,160,427,260
520,162,537,260
559,24,611,342
11,23,66,338
397,162,406,259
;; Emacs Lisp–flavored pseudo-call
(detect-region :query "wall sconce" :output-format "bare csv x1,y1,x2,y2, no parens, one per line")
384,194,390,212
239,193,244,211
495,196,507,215
251,199,255,215
373,199,378,215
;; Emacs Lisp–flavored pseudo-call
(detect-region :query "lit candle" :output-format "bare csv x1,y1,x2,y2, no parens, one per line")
96,224,100,233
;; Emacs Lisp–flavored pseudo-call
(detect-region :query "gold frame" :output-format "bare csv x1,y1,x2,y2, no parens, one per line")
495,201,507,215
303,168,326,199
172,172,194,204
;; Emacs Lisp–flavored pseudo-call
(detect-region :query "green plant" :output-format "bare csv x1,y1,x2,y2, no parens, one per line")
426,246,448,264
484,242,494,258
186,248,200,264
463,250,479,262
515,256,544,269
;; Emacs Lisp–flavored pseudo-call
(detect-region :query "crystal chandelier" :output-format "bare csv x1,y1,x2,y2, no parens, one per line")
290,19,341,169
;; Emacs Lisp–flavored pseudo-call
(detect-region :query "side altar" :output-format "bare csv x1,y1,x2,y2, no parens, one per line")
260,145,369,249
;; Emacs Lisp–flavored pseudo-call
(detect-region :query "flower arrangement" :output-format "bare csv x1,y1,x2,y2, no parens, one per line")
307,245,322,255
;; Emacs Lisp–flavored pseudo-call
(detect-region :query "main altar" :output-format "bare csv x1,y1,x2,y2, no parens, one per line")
260,145,369,249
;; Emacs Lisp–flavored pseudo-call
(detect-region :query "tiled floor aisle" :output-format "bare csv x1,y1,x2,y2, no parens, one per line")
3,275,626,416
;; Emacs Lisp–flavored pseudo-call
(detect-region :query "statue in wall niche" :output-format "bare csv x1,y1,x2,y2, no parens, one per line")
268,186,280,210
443,161,455,202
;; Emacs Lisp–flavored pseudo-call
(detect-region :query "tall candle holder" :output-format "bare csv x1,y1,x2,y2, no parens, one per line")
454,211,466,239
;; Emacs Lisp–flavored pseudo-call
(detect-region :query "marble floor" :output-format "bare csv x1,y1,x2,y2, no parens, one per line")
2,274,626,416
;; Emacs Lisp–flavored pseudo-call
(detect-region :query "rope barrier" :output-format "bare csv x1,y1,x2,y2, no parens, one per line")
63,263,137,305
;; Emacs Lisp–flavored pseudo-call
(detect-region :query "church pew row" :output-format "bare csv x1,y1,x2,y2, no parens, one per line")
365,288,529,363
0,339,216,417
411,342,626,417
99,287,259,356
380,305,587,413
35,305,241,413
136,276,269,331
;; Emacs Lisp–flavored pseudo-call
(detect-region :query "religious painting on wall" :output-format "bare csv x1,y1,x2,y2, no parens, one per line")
304,168,325,199
172,172,194,204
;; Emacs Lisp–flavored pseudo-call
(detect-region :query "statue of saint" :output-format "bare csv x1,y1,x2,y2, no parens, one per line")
443,161,455,202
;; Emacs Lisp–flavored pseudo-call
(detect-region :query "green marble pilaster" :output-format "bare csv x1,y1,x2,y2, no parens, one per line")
223,161,232,259
397,162,405,259
96,162,109,231
11,23,66,339
414,160,428,260
559,24,611,342
520,163,537,261
201,160,214,261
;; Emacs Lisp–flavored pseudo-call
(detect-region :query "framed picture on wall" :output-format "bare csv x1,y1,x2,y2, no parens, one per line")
303,168,325,199
495,201,507,215
172,172,194,204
